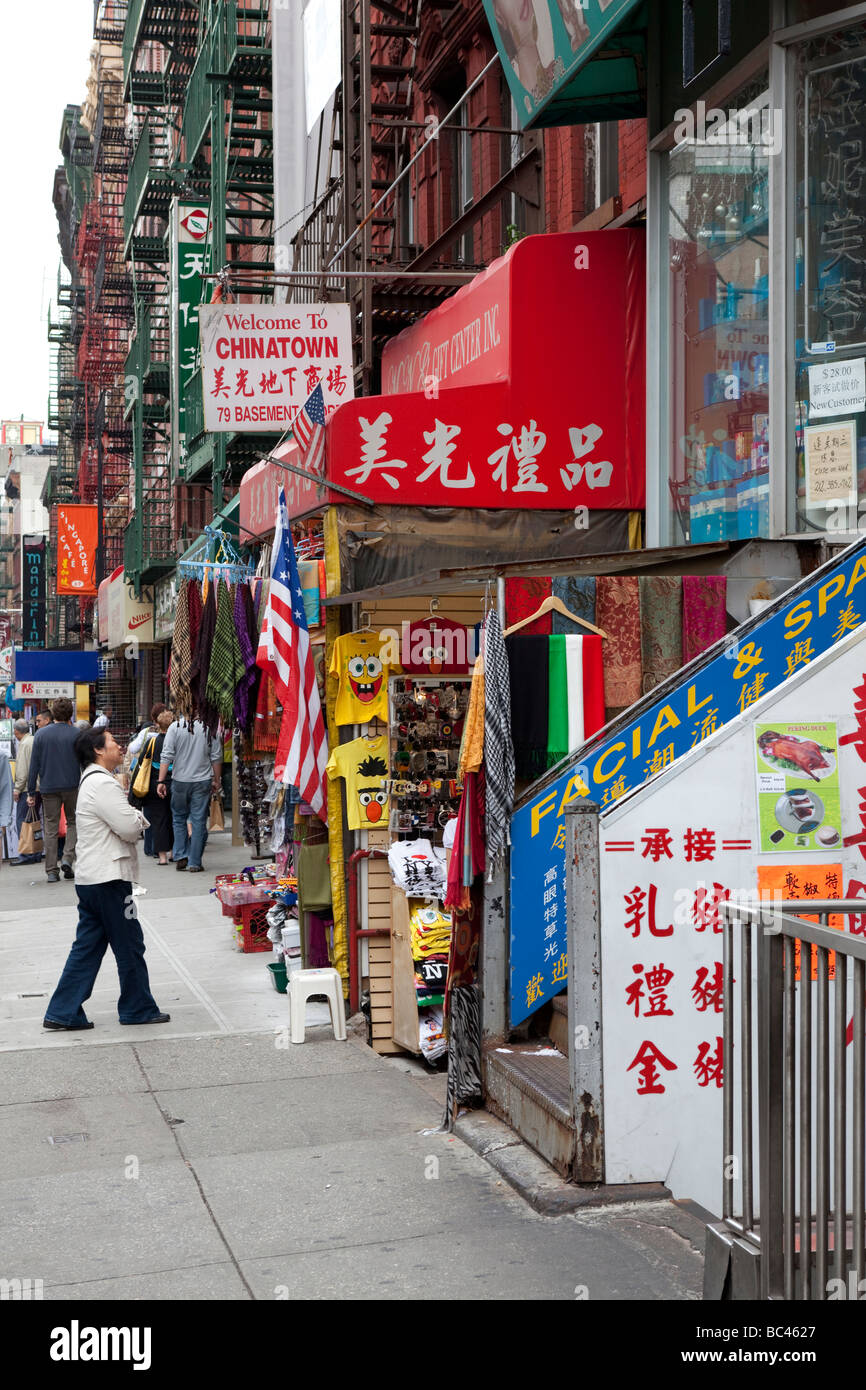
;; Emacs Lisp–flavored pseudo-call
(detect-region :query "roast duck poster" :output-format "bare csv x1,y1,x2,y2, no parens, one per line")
754,722,841,854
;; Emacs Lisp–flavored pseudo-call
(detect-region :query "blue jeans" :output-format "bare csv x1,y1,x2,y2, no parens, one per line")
44,880,161,1026
170,779,211,868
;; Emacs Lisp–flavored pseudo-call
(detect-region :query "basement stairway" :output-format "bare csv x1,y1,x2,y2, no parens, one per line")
485,534,866,1180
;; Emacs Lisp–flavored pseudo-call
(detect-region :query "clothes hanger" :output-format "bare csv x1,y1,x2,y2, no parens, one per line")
503,594,608,639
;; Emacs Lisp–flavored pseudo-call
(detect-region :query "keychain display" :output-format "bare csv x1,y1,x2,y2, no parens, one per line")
389,676,471,841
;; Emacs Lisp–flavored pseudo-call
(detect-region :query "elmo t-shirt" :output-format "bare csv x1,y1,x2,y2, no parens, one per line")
326,735,390,831
402,619,471,675
329,632,392,725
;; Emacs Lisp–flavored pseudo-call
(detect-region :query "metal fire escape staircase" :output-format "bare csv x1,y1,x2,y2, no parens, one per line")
173,0,274,506
121,0,198,590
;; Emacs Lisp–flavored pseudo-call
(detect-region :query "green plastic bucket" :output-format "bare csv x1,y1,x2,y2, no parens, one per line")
267,961,288,994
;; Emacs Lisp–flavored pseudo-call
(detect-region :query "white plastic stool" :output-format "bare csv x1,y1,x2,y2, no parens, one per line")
289,967,347,1044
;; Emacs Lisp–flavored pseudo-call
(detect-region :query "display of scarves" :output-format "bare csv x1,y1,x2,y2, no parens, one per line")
639,576,683,694
169,580,194,720
234,582,260,734
596,575,642,711
206,578,246,730
682,575,728,665
506,634,549,781
190,577,218,728
483,609,514,874
547,633,606,767
551,575,596,634
504,576,552,635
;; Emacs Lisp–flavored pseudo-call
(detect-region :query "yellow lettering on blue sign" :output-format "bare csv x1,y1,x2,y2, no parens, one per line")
785,600,812,639
847,555,866,597
648,704,679,748
593,742,626,784
557,772,589,817
530,792,557,839
818,574,845,615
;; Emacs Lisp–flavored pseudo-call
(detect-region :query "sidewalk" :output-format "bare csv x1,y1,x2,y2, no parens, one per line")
0,829,707,1300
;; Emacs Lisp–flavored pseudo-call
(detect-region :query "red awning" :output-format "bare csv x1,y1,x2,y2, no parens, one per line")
327,229,645,511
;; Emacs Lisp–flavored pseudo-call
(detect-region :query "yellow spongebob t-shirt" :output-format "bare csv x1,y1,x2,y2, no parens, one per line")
326,735,390,831
329,631,392,725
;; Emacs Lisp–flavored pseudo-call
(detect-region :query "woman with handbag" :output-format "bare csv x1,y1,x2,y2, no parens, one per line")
133,710,174,864
43,727,169,1030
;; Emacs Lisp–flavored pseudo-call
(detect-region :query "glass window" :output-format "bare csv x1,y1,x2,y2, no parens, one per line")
665,76,771,544
791,18,866,535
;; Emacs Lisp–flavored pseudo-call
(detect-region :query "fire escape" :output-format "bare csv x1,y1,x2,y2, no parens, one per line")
122,0,198,592
291,0,542,392
172,0,274,513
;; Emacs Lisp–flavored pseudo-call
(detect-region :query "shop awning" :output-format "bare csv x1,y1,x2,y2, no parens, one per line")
483,0,647,130
240,439,324,542
329,230,646,513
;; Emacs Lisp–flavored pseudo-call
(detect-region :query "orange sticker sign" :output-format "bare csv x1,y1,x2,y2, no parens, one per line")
757,863,844,981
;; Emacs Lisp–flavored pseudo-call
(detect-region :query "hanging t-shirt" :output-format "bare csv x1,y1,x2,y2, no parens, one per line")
329,631,393,725
326,734,390,831
402,618,471,675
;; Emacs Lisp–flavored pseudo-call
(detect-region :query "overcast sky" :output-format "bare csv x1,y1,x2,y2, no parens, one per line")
0,1,94,428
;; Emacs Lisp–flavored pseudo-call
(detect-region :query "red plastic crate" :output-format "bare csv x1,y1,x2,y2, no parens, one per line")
233,901,272,954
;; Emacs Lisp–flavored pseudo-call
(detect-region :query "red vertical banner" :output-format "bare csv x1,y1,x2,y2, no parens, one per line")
56,505,99,595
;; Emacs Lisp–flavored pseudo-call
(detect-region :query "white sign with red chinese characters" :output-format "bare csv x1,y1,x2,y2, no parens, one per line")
199,302,353,432
597,622,866,1215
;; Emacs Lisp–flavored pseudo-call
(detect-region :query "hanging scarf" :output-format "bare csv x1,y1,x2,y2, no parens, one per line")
639,575,683,694
459,654,485,778
682,575,727,665
506,634,549,781
445,767,485,911
596,575,642,712
253,671,280,752
504,576,552,634
483,609,514,874
169,580,193,721
206,577,246,730
551,575,596,633
547,633,569,767
188,579,203,662
234,582,260,734
190,577,218,730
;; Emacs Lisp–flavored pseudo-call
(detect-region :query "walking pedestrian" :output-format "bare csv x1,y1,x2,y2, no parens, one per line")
157,717,222,873
27,697,80,883
42,727,170,1031
0,750,13,863
93,705,112,730
128,704,168,858
11,718,42,866
35,709,53,730
138,710,174,865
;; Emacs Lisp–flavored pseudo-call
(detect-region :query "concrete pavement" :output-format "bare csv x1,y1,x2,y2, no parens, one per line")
0,826,707,1300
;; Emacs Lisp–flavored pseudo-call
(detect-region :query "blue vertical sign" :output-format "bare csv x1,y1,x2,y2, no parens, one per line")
510,542,866,1024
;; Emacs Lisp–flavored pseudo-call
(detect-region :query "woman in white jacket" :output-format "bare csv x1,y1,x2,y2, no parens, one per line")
43,728,170,1031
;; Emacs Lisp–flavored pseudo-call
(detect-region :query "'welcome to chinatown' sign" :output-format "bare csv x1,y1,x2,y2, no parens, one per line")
198,302,353,432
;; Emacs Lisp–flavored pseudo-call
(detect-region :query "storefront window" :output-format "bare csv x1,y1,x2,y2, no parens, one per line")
666,76,770,544
791,19,866,534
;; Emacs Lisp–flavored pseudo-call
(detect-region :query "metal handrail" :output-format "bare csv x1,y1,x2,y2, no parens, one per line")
720,899,866,1299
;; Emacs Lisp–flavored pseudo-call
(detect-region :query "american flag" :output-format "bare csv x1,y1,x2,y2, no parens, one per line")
292,383,326,478
257,489,328,820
